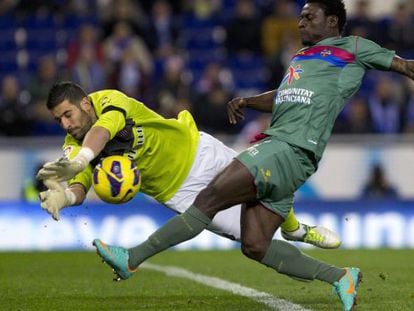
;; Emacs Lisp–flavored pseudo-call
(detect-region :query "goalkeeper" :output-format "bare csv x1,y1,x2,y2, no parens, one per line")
37,81,340,248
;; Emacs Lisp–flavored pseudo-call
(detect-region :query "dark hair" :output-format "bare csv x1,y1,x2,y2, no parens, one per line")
306,0,347,34
46,81,87,109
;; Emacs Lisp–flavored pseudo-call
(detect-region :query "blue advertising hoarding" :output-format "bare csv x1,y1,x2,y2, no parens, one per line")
0,197,413,251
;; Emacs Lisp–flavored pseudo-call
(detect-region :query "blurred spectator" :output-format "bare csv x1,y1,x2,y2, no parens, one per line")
28,55,60,106
60,0,98,23
0,0,15,14
103,21,154,99
404,99,414,133
145,0,180,59
383,2,414,53
195,61,234,95
265,34,301,88
334,96,373,134
27,55,66,135
139,0,183,15
345,0,380,42
190,0,222,20
71,45,106,93
192,61,237,134
361,164,398,199
100,0,146,39
153,55,192,118
66,23,104,70
22,162,47,202
409,1,414,14
261,0,300,57
367,76,402,133
0,75,33,136
402,78,414,133
233,113,271,149
0,0,411,137
15,0,59,14
192,83,239,135
225,0,262,55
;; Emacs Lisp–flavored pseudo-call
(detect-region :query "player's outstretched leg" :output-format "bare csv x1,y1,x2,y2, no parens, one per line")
281,223,341,249
92,239,137,281
333,267,363,311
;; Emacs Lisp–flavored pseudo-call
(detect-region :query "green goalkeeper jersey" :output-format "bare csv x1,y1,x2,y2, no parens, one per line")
264,36,395,162
63,89,199,203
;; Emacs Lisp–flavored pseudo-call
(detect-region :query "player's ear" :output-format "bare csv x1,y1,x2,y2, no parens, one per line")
80,97,92,111
327,15,338,29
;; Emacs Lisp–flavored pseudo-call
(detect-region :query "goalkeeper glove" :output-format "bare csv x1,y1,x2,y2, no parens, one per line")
39,179,76,221
36,147,94,182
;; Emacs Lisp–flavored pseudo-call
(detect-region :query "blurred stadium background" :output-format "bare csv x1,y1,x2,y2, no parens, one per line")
0,0,413,257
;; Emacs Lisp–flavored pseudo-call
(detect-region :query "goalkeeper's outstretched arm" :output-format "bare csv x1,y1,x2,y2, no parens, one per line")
37,126,110,182
81,126,110,160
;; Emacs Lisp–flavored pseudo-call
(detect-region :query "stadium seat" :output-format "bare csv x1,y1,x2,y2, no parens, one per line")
25,28,58,52
181,27,222,50
186,48,226,86
0,13,17,29
0,51,18,75
181,12,219,29
0,29,17,51
228,54,266,94
22,11,56,29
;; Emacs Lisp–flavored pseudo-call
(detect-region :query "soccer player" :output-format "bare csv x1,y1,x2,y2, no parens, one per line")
36,81,339,248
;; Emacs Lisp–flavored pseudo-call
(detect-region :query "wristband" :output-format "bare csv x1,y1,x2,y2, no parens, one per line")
74,147,95,165
65,189,77,205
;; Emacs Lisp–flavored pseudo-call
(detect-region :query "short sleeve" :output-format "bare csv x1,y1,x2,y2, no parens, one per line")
90,90,134,139
355,36,395,70
93,110,126,140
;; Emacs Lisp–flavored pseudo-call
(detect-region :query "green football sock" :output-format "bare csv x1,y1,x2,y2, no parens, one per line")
128,205,211,269
261,240,344,284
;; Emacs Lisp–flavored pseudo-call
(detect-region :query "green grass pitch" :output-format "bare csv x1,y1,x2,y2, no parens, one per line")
1,249,413,310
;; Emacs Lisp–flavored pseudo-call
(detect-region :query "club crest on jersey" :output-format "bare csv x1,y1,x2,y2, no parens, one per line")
101,96,112,107
320,49,332,57
282,65,303,85
62,146,74,159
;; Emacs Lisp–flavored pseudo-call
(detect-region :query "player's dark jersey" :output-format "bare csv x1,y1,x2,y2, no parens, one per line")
264,36,395,161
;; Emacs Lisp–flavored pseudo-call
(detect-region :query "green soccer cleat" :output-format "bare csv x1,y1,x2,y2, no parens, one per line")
92,239,137,281
333,267,363,311
281,224,341,249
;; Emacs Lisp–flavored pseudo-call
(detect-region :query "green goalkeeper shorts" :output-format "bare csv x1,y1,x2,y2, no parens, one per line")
236,137,316,218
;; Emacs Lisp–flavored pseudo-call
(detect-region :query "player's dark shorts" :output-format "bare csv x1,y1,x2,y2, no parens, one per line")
236,136,316,218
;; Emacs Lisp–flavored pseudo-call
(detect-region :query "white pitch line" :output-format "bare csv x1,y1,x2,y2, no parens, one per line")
142,263,311,311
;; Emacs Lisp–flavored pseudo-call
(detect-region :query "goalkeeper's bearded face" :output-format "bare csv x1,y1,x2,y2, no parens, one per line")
51,99,95,140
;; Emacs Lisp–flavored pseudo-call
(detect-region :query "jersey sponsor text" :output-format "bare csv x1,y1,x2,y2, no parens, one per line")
275,88,314,105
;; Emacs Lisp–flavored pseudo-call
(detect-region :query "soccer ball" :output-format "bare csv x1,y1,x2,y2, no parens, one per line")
92,155,141,204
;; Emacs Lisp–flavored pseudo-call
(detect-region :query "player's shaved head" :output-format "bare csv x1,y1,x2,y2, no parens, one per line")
306,0,347,34
47,81,88,110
